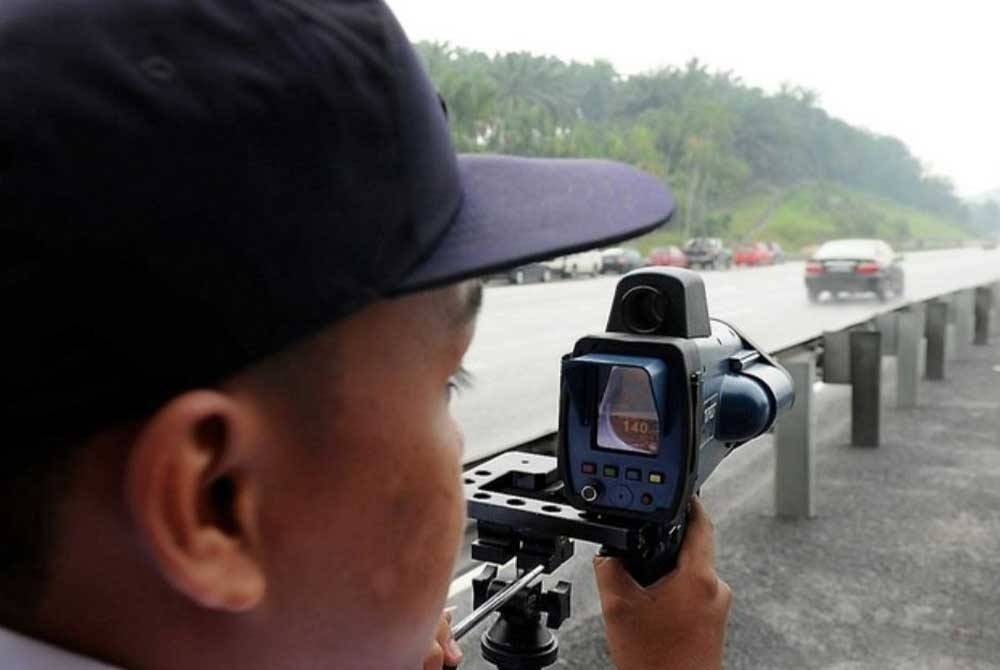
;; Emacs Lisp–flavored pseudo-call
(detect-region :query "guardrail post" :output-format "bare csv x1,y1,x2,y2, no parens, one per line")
850,331,881,447
822,330,851,383
942,294,958,362
992,282,1000,338
775,355,815,518
908,302,928,379
897,311,921,409
875,312,898,355
954,289,975,359
993,282,1000,338
975,286,993,345
926,300,950,381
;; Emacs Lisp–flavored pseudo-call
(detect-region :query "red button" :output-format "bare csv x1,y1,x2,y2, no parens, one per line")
582,462,596,475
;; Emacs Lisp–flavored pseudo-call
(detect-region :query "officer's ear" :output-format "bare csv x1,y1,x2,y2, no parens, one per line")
124,390,266,611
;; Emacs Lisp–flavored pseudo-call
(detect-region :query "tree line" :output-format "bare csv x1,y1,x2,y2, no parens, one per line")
417,43,999,241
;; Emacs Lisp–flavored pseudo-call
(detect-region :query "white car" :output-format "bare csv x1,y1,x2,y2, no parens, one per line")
542,250,603,278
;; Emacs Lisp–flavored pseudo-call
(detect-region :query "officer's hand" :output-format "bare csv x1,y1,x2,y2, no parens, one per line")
423,608,463,670
594,497,731,670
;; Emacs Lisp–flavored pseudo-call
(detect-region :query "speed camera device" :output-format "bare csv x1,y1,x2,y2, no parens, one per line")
459,268,794,669
558,268,794,526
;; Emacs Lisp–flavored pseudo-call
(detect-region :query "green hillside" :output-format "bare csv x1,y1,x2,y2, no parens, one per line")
633,181,970,255
418,44,1000,245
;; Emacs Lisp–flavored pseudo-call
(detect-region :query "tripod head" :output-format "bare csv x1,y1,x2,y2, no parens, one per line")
462,451,682,669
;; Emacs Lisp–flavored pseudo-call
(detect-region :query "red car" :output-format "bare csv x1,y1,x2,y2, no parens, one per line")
647,245,689,268
733,242,775,267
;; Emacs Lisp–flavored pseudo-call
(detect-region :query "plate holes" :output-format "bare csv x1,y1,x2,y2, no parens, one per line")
541,505,562,513
463,478,475,485
474,470,491,477
521,459,530,464
473,493,491,500
506,498,526,506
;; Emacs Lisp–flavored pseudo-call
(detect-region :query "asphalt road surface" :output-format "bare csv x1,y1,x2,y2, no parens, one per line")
453,247,1000,463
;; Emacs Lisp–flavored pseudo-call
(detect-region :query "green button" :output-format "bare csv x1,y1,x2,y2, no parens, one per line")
603,465,619,478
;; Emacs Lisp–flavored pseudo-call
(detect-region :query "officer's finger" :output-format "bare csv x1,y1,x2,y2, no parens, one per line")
435,610,463,667
422,642,444,670
594,555,645,599
676,496,716,574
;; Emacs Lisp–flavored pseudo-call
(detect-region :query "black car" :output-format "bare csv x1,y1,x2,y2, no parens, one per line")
683,237,732,270
805,239,905,302
601,247,644,274
491,263,554,285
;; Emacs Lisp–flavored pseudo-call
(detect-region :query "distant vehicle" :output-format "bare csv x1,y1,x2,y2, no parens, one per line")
805,238,905,303
683,237,732,270
542,250,603,278
601,247,644,274
765,241,785,264
983,238,998,250
491,263,553,285
647,245,689,268
733,242,775,266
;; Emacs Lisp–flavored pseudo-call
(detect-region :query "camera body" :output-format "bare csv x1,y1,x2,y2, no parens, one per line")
558,267,794,529
464,267,795,587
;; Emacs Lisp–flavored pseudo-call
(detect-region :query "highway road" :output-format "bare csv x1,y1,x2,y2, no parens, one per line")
453,247,1000,463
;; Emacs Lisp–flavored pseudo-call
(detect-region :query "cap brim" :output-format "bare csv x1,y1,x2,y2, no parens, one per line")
396,154,675,292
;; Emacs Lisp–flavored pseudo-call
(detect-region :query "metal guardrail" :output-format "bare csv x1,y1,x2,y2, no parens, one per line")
466,280,1000,511
771,280,1000,517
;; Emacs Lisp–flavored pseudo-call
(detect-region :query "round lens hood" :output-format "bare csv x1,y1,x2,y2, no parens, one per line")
620,285,668,334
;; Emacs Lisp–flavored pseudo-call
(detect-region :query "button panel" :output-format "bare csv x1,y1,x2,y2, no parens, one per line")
576,462,668,509
610,485,634,507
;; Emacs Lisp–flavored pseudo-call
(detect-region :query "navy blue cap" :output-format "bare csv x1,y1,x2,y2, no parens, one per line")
0,0,674,434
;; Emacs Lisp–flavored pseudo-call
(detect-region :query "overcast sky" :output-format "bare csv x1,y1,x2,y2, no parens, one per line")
389,0,998,197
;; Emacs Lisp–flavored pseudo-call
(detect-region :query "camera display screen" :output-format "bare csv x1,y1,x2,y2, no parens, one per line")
596,365,660,455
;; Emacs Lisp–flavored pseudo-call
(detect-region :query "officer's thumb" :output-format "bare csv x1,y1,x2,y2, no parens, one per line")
594,555,642,599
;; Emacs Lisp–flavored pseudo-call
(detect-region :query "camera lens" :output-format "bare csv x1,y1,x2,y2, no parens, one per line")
620,285,668,334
